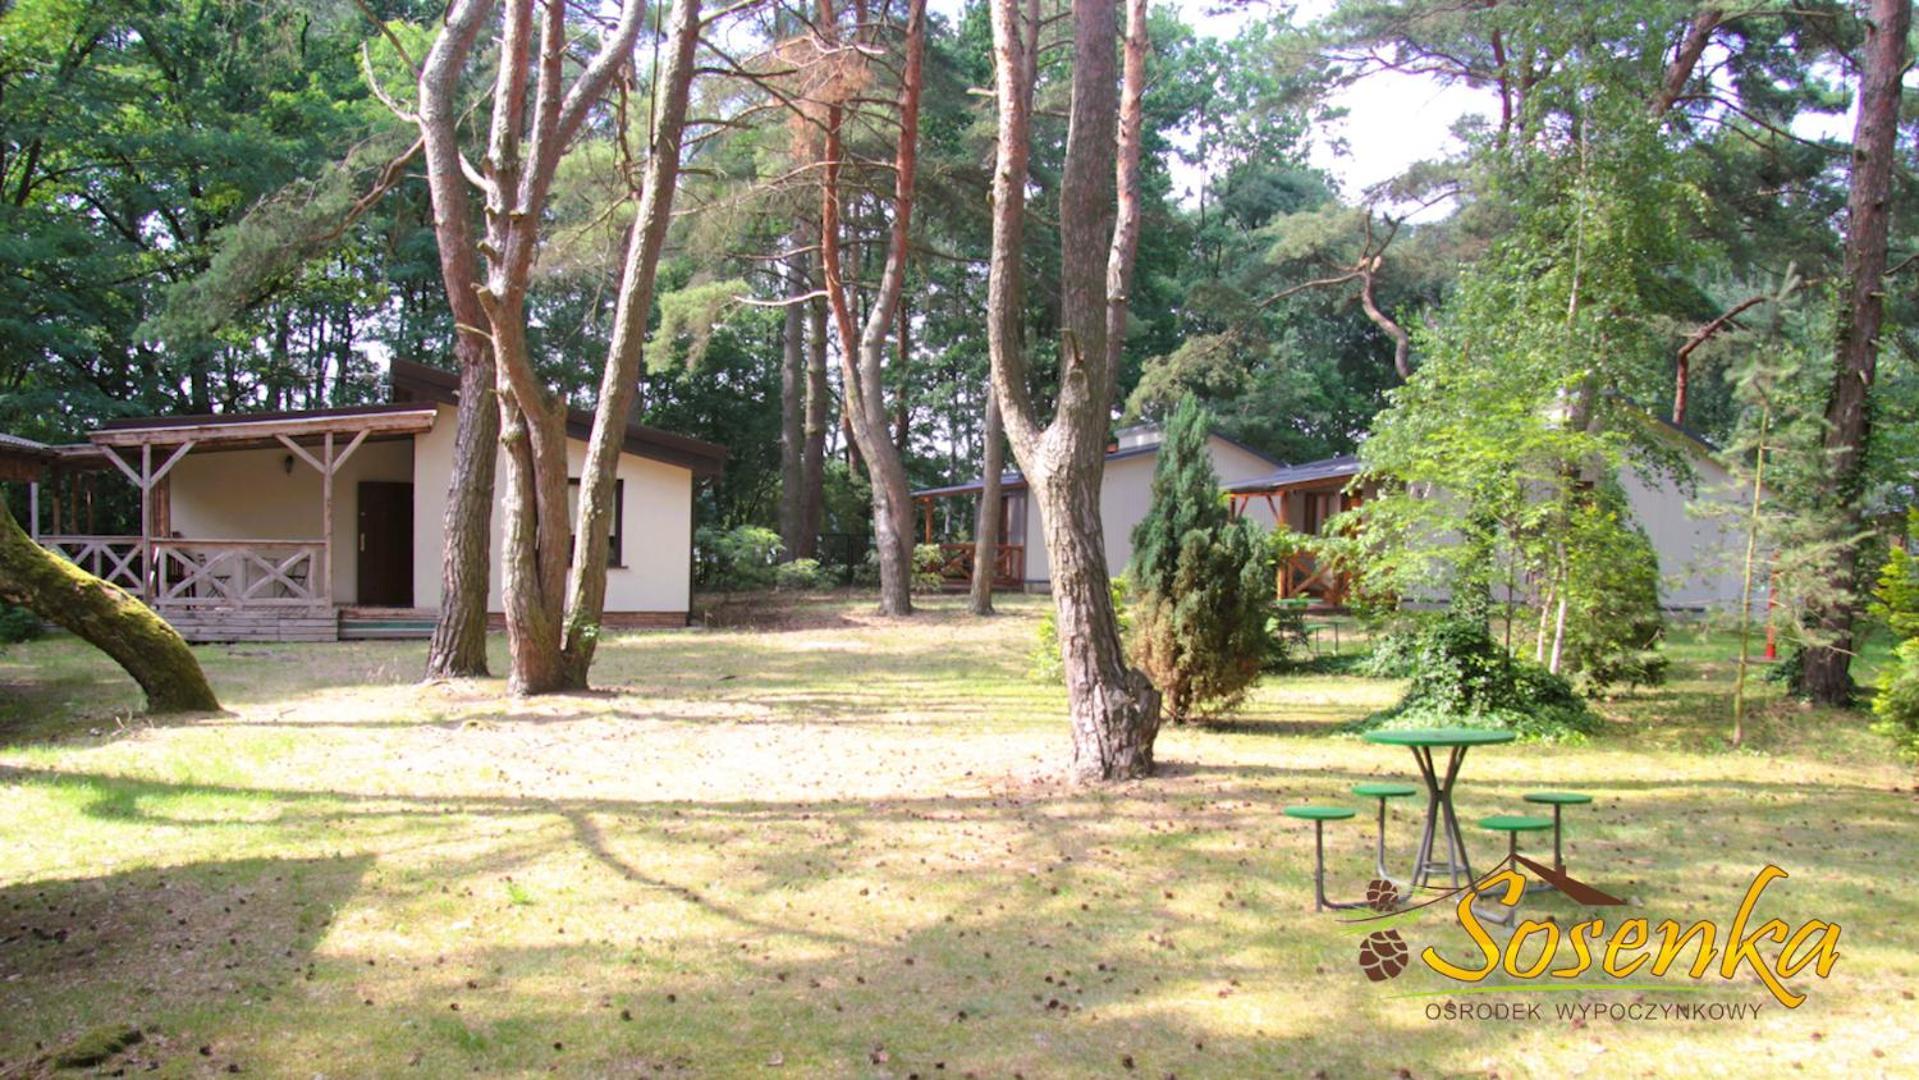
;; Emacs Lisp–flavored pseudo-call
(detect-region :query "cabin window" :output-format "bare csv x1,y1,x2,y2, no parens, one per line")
566,478,625,568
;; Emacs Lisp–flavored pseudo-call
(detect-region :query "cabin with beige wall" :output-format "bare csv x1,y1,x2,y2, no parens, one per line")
24,360,725,642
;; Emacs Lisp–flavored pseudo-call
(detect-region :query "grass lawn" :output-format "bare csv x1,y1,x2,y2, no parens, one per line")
2,593,1916,1078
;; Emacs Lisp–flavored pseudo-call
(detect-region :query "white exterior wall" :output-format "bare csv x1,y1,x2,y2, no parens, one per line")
411,404,693,613
166,439,413,604
1018,435,1280,586
1620,454,1752,610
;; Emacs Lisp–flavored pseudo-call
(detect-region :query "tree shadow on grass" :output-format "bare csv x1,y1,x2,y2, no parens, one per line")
0,853,374,1076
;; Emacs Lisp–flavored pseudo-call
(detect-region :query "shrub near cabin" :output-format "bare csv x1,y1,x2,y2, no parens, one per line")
1423,866,1841,1008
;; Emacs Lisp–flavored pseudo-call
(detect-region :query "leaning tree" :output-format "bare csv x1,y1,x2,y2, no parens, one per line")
0,499,218,713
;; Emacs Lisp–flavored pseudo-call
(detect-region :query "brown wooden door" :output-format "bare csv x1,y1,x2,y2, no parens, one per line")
356,481,414,606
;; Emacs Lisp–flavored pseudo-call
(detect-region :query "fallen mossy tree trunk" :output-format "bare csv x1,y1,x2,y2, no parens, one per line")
0,500,219,713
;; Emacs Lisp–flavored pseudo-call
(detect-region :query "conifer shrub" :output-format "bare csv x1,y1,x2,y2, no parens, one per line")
1125,397,1274,722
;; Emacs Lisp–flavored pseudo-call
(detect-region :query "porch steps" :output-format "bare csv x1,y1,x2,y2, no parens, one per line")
338,607,436,640
163,608,339,643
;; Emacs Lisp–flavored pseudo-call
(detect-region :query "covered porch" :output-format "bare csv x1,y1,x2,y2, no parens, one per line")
28,405,437,642
1227,455,1366,608
910,479,1027,592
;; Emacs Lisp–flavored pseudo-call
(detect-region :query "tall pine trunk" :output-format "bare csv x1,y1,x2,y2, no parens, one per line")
559,0,702,688
778,251,807,559
418,0,500,680
816,0,925,617
987,0,1159,780
1801,0,1909,704
970,386,1005,613
798,273,829,559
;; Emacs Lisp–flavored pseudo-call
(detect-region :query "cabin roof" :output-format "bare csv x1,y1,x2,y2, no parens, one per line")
1225,454,1362,495
911,428,1281,499
389,360,727,477
60,363,726,478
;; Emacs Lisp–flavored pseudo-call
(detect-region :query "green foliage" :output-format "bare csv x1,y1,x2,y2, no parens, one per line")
1869,522,1919,641
0,601,42,645
1354,611,1443,678
1554,484,1669,693
774,558,830,592
853,544,945,593
695,525,784,591
1125,398,1275,721
1870,521,1919,760
1348,615,1599,742
653,279,749,373
1871,640,1919,761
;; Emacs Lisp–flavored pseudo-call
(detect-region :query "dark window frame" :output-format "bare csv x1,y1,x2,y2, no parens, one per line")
566,477,625,568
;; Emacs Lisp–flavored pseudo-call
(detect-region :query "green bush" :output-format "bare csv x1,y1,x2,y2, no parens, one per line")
1354,611,1442,678
1125,396,1274,722
1553,484,1670,694
853,544,946,592
1872,639,1919,761
0,602,42,644
774,558,830,591
695,525,784,590
1870,521,1919,759
1346,614,1598,742
913,543,946,593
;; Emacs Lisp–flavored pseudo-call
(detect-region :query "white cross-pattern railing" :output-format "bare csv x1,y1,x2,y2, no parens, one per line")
41,535,146,595
152,539,326,608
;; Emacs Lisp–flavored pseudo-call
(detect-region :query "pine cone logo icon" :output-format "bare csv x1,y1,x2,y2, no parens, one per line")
1365,878,1399,912
1356,879,1408,982
1358,928,1409,981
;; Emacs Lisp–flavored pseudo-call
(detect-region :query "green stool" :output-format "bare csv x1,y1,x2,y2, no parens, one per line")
1522,791,1593,880
1284,806,1362,912
1350,782,1419,884
1476,815,1553,925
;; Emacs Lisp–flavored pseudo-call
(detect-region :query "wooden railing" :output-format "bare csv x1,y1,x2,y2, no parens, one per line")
40,535,145,595
152,539,326,608
929,543,1024,589
1279,551,1349,607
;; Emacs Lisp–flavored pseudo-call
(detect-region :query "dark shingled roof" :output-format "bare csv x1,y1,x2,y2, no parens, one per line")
1225,454,1362,494
391,359,727,477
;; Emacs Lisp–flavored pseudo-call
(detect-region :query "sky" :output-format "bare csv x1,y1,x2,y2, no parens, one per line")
922,0,1497,208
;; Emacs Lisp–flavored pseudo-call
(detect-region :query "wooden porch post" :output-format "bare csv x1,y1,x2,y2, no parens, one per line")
322,431,334,607
140,445,152,582
27,480,38,539
921,497,933,543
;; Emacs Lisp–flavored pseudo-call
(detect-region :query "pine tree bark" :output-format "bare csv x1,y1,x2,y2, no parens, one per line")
558,0,703,688
816,0,925,617
969,386,1005,614
987,0,1160,780
413,0,650,694
0,501,219,713
418,0,500,680
798,272,829,559
778,251,807,559
1801,0,1909,705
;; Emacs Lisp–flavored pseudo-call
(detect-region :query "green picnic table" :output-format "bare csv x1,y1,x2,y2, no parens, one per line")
1362,728,1517,890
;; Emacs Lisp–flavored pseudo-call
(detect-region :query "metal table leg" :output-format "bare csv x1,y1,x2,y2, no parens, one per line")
1407,745,1475,890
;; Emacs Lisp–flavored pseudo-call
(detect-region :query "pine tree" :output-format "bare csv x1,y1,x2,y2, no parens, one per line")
1128,397,1273,722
